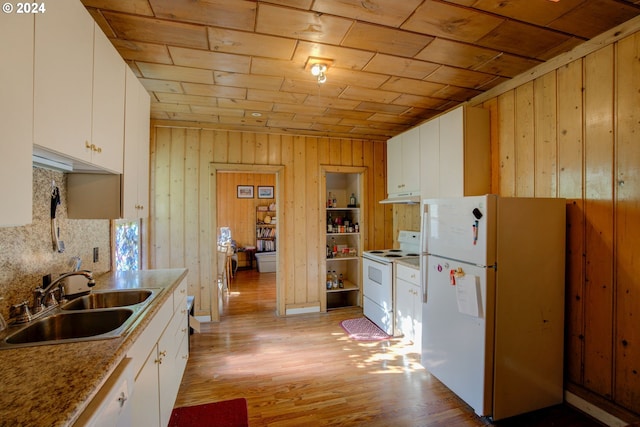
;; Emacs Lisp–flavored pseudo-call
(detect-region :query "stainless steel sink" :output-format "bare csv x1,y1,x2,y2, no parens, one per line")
1,288,164,349
61,289,153,310
5,309,134,345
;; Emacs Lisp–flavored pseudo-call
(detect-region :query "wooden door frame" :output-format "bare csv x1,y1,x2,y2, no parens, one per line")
209,163,284,322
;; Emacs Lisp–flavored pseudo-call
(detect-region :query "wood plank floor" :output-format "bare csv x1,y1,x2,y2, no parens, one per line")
175,269,603,427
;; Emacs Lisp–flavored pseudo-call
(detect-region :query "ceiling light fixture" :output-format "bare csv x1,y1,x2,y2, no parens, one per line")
310,63,327,84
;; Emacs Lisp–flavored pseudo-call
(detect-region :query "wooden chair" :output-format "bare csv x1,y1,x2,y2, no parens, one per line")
217,242,235,292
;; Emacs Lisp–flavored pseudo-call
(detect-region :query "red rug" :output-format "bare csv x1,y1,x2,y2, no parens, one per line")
168,398,248,427
340,317,391,341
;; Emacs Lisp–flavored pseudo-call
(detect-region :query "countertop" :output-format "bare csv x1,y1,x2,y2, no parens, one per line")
0,268,188,427
395,257,420,269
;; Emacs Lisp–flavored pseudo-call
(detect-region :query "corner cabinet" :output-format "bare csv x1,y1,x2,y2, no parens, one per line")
256,206,276,252
322,168,365,311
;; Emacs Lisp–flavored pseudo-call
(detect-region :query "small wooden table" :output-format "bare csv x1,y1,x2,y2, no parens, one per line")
240,247,256,270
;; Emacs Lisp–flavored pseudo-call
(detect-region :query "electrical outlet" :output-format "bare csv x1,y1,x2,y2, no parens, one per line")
93,247,99,263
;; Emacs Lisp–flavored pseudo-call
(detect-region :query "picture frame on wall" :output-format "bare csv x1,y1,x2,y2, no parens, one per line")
257,186,274,199
237,185,254,199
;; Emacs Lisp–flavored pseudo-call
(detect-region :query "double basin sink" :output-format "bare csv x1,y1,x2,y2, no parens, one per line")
1,288,163,349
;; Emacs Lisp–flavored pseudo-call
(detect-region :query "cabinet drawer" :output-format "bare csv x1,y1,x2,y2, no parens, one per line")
160,308,188,361
74,358,133,427
128,297,173,377
396,264,419,285
173,278,188,312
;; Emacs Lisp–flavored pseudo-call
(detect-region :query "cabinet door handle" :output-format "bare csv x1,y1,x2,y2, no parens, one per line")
159,350,167,357
117,392,128,408
155,358,162,364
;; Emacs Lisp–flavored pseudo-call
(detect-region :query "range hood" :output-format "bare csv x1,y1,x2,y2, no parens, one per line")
32,146,112,173
379,195,421,205
32,153,73,172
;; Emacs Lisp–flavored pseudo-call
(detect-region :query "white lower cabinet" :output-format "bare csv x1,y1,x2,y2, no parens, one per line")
129,278,189,427
73,358,134,427
394,264,422,350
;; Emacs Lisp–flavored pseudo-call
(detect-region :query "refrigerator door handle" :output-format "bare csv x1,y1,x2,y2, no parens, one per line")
420,200,429,254
421,254,428,303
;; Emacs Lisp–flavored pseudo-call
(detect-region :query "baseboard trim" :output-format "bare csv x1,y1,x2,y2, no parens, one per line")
565,391,629,427
285,305,320,315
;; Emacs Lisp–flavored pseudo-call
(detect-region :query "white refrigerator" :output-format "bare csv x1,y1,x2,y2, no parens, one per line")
420,195,566,421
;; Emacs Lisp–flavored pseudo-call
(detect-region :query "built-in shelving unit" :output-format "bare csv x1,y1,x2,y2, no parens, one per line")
256,206,276,252
323,170,363,310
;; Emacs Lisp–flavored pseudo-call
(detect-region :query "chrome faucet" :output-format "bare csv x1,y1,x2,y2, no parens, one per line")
39,270,96,308
8,270,96,325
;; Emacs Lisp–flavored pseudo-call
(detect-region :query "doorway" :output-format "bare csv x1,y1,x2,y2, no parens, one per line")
209,163,284,322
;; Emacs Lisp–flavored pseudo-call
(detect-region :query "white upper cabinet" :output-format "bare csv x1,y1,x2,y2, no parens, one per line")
33,0,94,165
419,118,439,200
123,67,151,219
0,13,34,226
386,126,421,198
67,69,150,220
420,105,490,198
34,0,125,173
91,27,126,173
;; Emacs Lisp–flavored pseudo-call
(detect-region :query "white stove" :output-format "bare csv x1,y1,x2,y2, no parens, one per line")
363,230,421,263
362,230,420,335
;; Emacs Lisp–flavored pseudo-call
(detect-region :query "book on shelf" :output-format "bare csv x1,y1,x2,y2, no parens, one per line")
256,227,276,238
257,239,276,252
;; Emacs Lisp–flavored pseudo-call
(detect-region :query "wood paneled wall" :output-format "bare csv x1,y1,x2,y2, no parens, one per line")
149,128,391,319
472,31,640,416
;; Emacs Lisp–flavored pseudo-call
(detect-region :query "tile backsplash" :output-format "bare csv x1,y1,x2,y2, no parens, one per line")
0,167,111,321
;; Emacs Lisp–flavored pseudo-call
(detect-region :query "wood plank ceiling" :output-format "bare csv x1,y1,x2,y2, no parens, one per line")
82,0,640,140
